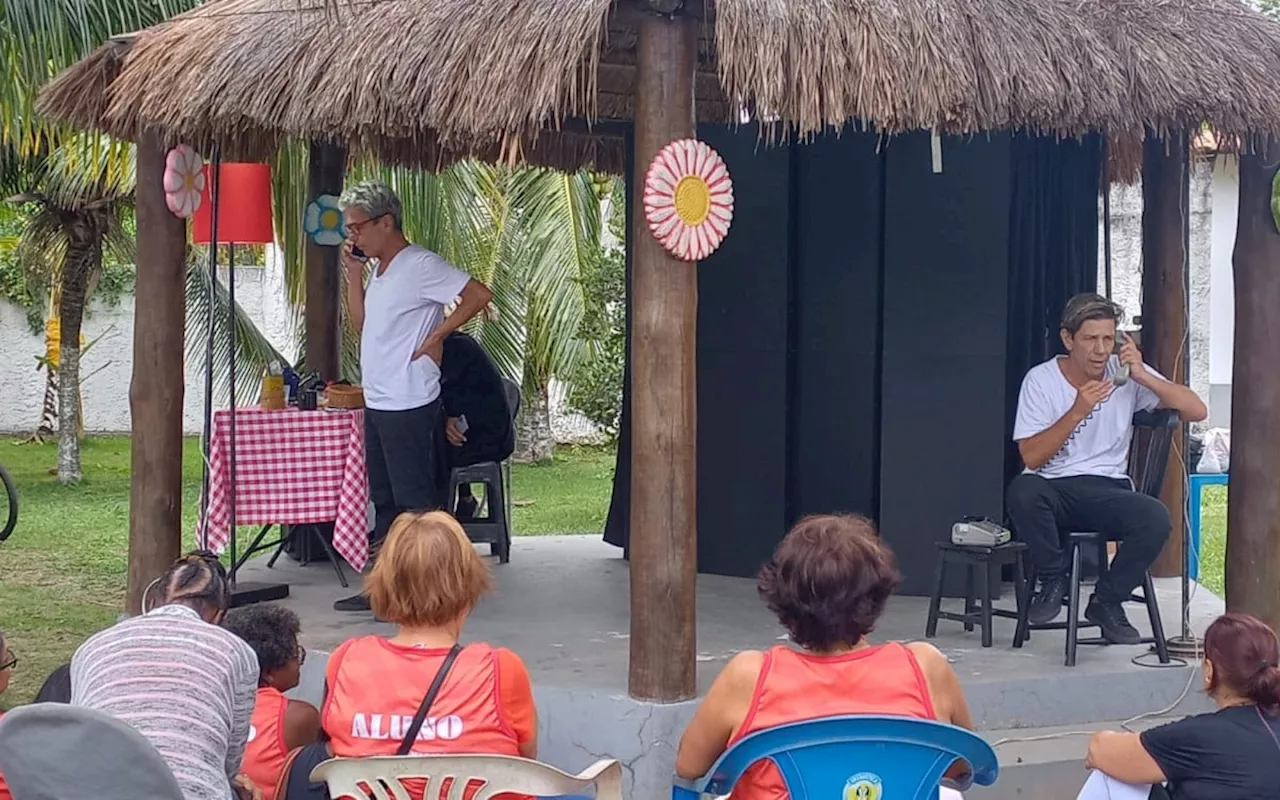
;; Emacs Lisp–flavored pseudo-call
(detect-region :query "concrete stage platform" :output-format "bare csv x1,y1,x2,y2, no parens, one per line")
243,535,1223,799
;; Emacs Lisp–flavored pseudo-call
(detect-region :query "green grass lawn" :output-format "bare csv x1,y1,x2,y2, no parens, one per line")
0,436,615,706
1196,486,1227,597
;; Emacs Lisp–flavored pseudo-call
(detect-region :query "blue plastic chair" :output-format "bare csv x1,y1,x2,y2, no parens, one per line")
673,715,998,800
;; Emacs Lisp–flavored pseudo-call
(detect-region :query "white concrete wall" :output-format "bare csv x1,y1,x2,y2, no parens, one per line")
1099,155,1232,427
1207,156,1238,427
0,249,297,435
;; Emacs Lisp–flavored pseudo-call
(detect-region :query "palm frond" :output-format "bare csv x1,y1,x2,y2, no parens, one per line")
509,168,601,388
270,139,309,310
0,0,199,150
185,252,290,403
440,162,527,384
378,165,449,255
13,201,70,284
39,134,135,207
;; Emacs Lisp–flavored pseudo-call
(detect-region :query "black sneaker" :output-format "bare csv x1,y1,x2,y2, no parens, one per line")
333,593,372,612
1028,574,1071,625
1085,597,1141,645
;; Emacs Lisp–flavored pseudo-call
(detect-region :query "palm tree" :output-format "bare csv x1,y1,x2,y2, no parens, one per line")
1,0,200,480
2,139,135,481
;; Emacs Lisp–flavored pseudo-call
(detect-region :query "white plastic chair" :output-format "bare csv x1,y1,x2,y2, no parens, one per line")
311,754,623,800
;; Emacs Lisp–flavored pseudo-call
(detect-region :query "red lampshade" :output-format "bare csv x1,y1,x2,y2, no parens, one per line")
192,163,274,245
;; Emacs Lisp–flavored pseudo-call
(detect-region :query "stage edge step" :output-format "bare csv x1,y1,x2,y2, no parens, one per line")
971,717,1182,800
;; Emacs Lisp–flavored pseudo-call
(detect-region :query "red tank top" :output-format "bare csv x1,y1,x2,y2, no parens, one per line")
243,687,289,800
726,643,937,800
323,638,522,798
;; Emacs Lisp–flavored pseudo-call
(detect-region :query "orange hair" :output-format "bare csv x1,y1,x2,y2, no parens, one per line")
365,511,492,626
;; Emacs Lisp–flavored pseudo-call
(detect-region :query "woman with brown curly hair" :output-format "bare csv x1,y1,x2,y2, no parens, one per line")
676,514,973,800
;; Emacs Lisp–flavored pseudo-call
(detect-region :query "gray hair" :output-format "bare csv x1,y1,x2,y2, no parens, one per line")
339,180,403,231
1061,293,1123,336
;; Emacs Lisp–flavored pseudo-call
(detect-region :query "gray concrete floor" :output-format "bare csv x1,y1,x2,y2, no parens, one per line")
240,534,1223,730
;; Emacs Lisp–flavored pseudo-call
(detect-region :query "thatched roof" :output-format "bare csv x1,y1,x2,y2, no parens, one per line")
37,0,1280,173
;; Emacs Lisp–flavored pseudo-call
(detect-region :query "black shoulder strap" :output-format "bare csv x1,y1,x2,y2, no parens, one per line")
397,643,463,755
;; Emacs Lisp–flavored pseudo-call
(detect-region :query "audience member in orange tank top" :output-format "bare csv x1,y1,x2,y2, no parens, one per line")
676,514,976,800
223,605,321,800
280,512,536,800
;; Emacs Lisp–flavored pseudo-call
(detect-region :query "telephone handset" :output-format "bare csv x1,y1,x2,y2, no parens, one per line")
1112,332,1130,387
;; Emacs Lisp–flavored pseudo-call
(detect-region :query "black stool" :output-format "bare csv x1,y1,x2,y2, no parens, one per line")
1013,533,1169,667
449,378,520,564
925,541,1029,648
449,461,511,563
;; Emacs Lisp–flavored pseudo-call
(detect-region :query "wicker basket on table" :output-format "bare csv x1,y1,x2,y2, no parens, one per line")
324,384,365,409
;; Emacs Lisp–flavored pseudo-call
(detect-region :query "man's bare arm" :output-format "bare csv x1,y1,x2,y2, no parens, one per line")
412,279,493,361
432,279,492,341
1135,372,1208,422
1018,410,1086,471
1017,380,1112,470
1119,334,1207,422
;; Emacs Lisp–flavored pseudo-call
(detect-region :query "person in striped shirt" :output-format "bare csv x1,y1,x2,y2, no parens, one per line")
70,552,263,800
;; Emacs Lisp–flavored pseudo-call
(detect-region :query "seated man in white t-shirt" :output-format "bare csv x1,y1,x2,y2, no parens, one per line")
1007,294,1206,644
334,180,493,612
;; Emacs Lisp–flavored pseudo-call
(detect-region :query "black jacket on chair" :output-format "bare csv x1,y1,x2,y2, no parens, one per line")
440,331,516,467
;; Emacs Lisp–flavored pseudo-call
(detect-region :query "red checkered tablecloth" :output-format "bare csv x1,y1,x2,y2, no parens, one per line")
199,407,372,570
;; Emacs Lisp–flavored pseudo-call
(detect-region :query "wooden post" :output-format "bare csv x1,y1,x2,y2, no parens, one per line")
1140,130,1189,578
126,133,189,614
1226,137,1280,630
305,141,346,381
628,4,697,702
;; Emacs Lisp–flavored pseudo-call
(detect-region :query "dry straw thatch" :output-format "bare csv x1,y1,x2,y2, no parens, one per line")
36,0,1280,173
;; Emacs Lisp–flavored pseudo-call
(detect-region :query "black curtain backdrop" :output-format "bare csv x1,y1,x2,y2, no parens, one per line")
605,130,1103,570
1003,134,1103,484
603,126,634,553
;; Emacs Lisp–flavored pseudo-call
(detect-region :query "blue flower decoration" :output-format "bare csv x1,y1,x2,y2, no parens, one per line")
303,194,344,247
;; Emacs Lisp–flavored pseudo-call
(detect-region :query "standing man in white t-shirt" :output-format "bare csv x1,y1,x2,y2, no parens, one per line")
1008,294,1206,644
334,181,493,612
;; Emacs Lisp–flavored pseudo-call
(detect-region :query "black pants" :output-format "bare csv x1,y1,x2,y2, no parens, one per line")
281,741,331,800
1006,474,1170,604
365,401,446,545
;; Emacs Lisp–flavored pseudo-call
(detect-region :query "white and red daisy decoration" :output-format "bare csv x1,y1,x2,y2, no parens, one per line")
642,138,734,262
163,144,205,219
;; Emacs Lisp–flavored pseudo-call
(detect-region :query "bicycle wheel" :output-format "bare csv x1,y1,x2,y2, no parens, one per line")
0,462,16,542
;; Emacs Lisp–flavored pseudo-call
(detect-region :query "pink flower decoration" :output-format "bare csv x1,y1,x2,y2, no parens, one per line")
642,139,734,262
163,145,205,219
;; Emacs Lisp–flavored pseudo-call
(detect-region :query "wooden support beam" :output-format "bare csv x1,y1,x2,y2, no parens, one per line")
1141,131,1189,578
1227,137,1280,630
628,7,697,702
126,133,188,614
305,141,346,381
